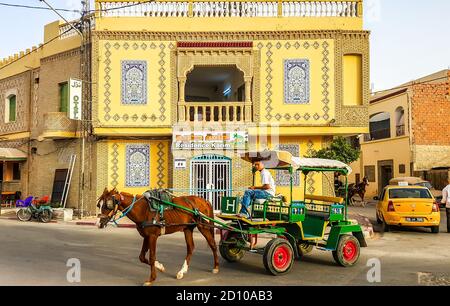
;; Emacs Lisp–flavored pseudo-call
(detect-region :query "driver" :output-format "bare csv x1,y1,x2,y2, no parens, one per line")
238,161,276,218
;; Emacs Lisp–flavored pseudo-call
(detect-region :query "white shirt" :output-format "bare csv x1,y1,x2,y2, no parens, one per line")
442,185,450,208
260,168,276,196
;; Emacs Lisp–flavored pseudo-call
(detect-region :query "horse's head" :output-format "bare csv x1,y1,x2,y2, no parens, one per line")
363,177,369,186
97,188,122,229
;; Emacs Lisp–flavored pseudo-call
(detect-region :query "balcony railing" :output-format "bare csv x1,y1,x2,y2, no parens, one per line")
179,102,251,123
396,124,405,137
96,1,362,18
42,112,78,137
364,128,391,142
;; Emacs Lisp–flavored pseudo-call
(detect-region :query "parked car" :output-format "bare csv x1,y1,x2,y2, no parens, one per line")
375,184,441,233
389,177,443,207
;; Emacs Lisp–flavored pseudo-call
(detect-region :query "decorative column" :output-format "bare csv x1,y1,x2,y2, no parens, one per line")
244,76,252,122
178,77,187,122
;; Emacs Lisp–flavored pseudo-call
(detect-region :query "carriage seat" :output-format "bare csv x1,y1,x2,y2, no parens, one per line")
253,194,286,204
304,194,344,204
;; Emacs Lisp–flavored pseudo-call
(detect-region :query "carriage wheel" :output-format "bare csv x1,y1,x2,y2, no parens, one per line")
263,238,294,276
332,235,360,267
219,233,245,263
297,243,314,258
17,208,32,222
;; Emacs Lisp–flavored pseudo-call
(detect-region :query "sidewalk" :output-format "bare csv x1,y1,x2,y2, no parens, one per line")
0,208,136,228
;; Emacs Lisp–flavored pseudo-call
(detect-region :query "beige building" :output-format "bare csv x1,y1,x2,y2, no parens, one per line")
352,70,450,198
0,21,83,211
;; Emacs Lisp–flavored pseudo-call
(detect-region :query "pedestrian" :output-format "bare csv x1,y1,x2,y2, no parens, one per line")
441,177,450,233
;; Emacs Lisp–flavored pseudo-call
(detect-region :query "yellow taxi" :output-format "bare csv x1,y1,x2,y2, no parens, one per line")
375,183,441,233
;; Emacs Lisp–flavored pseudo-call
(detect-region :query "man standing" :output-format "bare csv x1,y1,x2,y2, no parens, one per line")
441,177,450,233
238,161,276,218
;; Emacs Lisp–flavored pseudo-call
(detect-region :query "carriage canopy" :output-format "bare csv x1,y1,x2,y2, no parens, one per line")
240,150,352,175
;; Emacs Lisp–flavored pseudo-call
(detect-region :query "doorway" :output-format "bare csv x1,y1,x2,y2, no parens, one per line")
190,155,231,211
378,160,394,192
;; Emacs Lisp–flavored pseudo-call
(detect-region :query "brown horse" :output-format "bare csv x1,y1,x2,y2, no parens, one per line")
348,177,369,207
97,188,219,286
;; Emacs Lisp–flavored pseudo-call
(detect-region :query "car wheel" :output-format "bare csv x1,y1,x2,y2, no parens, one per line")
382,220,390,232
376,212,383,225
431,226,440,234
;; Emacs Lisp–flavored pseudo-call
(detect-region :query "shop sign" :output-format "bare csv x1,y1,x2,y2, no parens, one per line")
173,131,247,150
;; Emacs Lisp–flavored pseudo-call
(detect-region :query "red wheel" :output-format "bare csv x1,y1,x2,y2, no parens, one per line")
263,238,294,275
332,235,361,267
342,240,357,261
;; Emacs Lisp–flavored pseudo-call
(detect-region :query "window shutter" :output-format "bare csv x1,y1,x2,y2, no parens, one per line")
9,95,16,122
60,83,69,113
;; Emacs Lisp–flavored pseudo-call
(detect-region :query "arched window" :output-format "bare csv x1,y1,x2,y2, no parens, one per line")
368,112,391,141
5,94,17,123
395,106,405,136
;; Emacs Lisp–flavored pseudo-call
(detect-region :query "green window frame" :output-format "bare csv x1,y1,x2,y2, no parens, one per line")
8,95,16,122
59,82,69,113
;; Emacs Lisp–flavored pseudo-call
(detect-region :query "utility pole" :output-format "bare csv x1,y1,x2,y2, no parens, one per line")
79,0,92,219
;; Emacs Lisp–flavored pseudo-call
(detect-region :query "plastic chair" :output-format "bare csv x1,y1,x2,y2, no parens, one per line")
16,196,34,208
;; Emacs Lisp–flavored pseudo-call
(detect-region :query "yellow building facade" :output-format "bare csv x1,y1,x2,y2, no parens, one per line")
91,0,370,211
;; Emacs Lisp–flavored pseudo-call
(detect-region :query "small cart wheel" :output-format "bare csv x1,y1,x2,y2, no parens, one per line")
17,208,32,222
297,243,313,258
219,234,245,263
332,235,360,267
263,238,294,276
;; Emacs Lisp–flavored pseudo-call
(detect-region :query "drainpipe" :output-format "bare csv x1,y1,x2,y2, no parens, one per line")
406,87,413,174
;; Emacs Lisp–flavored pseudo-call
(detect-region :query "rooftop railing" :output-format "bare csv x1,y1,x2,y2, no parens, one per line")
96,0,362,18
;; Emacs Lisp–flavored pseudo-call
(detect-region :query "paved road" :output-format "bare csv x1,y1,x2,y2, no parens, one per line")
0,206,449,286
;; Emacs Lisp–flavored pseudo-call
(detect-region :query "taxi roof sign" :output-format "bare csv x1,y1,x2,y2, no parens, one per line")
398,181,409,186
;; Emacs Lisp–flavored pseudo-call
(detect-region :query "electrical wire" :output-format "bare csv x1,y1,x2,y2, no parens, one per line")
0,27,76,72
0,2,80,13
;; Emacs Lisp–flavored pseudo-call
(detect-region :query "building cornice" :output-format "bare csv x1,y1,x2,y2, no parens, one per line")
93,30,370,41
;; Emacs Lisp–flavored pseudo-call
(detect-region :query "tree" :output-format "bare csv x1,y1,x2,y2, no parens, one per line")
308,137,360,165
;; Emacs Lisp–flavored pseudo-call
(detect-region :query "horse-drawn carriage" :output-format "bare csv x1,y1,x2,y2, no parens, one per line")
216,150,367,275
97,150,367,284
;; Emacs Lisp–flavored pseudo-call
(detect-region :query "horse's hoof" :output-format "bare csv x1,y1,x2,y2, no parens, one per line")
143,281,153,286
176,272,184,280
212,268,219,274
155,261,165,273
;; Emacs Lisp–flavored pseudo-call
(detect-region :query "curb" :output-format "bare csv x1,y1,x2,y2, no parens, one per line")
74,221,136,228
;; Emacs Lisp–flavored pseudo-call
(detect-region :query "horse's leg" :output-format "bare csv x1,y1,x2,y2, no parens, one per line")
360,192,366,207
197,224,219,274
139,238,149,265
143,234,158,286
138,237,165,272
177,228,194,280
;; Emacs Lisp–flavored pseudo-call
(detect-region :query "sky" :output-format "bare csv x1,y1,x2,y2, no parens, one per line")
0,0,449,91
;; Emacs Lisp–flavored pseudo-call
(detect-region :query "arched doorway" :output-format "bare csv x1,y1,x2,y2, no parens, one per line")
190,154,232,211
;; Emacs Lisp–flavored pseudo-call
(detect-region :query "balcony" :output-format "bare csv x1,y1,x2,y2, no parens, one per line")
41,112,79,139
96,0,362,18
178,102,251,123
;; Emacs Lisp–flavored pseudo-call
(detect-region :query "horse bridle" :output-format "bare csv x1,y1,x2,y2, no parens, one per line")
99,193,121,221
